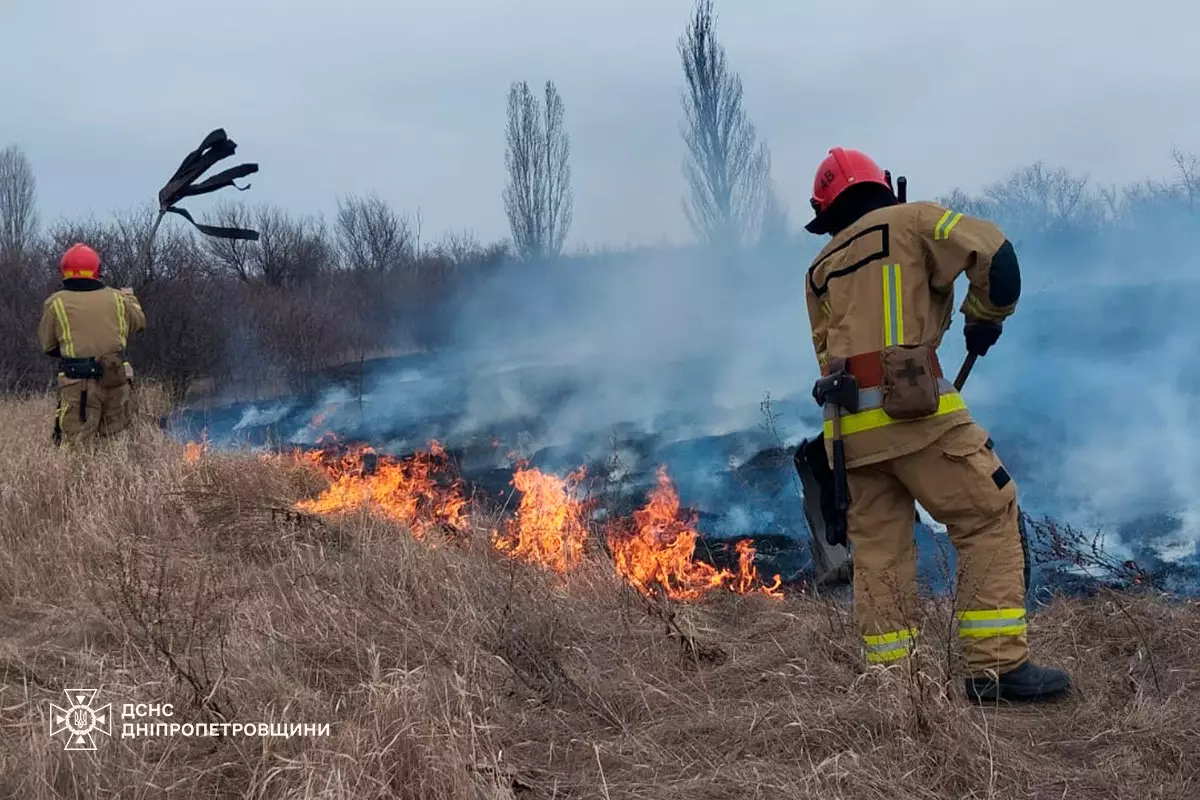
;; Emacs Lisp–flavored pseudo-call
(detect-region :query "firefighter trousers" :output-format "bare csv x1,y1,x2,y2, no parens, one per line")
846,420,1029,677
54,378,133,447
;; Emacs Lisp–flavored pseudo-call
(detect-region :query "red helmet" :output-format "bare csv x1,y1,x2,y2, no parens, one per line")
810,147,890,214
60,243,101,280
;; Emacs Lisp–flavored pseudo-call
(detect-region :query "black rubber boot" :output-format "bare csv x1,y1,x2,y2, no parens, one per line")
965,661,1071,703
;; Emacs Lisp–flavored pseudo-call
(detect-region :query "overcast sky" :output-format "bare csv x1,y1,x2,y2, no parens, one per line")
5,0,1200,249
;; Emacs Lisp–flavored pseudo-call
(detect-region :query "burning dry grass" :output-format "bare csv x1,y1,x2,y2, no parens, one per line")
0,392,1197,799
286,438,781,601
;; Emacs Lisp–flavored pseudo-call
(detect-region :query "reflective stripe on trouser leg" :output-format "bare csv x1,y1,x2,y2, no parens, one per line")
864,627,919,663
847,464,922,667
956,608,1027,638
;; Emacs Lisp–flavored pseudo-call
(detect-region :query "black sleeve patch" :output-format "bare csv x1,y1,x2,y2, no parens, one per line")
988,239,1021,308
991,465,1011,490
985,437,994,450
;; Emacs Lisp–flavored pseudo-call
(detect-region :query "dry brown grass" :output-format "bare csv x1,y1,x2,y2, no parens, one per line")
0,391,1196,799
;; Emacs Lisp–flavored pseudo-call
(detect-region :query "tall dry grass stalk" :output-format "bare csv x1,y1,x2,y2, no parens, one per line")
0,392,1195,798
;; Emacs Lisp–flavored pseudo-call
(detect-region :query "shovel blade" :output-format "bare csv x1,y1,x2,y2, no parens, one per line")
794,434,853,586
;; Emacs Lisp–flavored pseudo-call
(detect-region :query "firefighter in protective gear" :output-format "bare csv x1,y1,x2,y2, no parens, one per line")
37,243,147,446
803,147,1070,703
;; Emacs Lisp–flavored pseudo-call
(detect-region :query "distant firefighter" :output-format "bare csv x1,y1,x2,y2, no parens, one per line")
37,243,147,447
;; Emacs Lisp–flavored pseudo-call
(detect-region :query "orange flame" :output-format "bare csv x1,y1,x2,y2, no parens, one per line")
735,539,784,599
183,431,208,462
605,466,782,601
308,405,339,434
492,466,590,573
295,440,468,540
291,440,783,600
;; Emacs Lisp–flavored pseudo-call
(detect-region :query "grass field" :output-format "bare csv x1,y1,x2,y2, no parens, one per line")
0,389,1196,799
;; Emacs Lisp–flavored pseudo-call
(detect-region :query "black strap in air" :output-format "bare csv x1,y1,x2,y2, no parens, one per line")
165,207,259,241
156,128,261,241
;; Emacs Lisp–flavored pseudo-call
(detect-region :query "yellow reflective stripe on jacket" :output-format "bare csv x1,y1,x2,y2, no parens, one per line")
114,291,128,348
964,292,1010,323
51,297,75,358
863,627,918,663
823,390,967,437
881,264,903,346
934,210,964,240
956,608,1027,638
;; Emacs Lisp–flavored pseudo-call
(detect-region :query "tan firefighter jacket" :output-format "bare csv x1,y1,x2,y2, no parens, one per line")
37,283,147,364
805,201,1016,469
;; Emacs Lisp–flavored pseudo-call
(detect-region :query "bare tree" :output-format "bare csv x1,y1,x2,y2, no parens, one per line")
254,207,330,288
110,203,199,286
502,80,573,260
678,0,773,249
503,81,543,259
933,187,996,220
201,202,257,282
0,148,46,388
1170,147,1200,211
542,82,573,258
200,203,330,286
0,144,39,264
335,193,414,273
982,162,1102,236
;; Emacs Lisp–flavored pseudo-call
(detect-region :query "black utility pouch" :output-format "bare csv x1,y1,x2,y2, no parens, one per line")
60,357,104,381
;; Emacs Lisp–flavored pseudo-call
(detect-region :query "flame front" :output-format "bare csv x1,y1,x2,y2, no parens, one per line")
492,466,589,573
606,466,735,600
288,440,782,601
605,467,783,601
295,439,468,539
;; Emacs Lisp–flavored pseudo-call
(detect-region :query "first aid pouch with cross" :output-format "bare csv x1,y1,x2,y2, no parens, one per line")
879,344,941,419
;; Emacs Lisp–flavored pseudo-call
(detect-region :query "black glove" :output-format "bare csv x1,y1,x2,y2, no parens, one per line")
964,320,1002,356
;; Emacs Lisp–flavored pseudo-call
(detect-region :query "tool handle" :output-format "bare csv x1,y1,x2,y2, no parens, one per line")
829,409,849,546
953,352,977,392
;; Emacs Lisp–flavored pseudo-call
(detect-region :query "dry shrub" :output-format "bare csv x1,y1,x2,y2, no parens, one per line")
0,392,1196,799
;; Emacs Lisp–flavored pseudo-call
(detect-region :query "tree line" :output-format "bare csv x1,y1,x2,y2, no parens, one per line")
3,0,1200,404
0,147,507,402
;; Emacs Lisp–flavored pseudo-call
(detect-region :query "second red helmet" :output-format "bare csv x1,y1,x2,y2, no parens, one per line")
60,243,102,280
